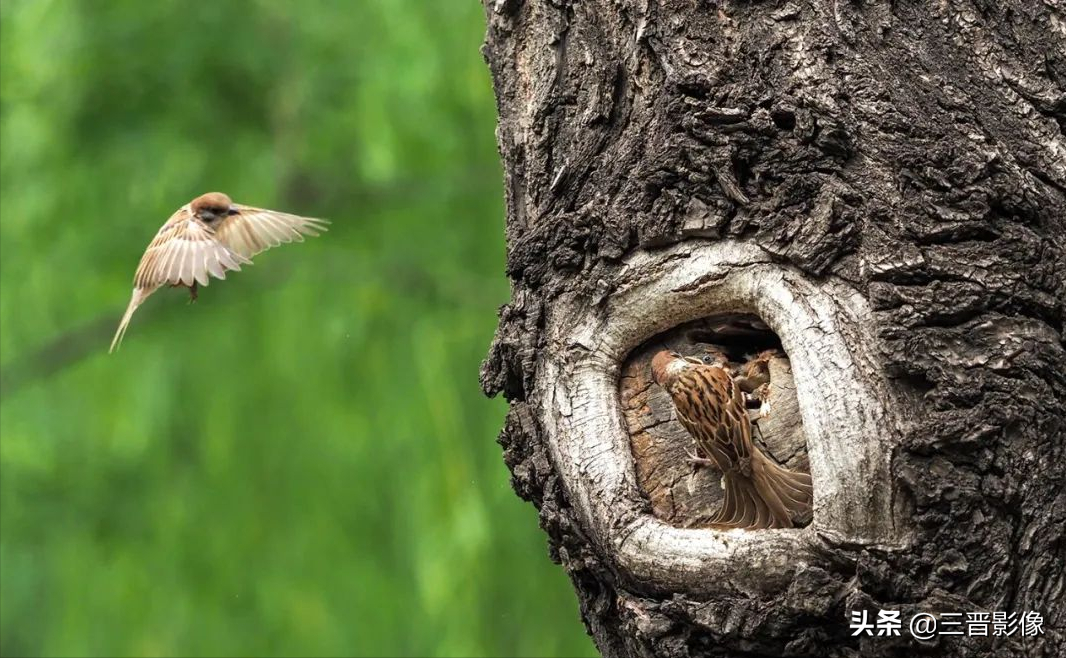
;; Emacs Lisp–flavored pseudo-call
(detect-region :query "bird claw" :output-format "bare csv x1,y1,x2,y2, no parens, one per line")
758,399,772,419
685,447,715,469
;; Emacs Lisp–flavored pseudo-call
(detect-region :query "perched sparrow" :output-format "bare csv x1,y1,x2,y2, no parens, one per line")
651,349,812,529
110,192,328,352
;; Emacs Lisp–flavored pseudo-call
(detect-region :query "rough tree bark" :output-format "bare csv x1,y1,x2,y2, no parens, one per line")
479,1,1065,656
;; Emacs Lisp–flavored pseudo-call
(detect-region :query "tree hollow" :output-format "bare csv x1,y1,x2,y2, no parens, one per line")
540,240,911,596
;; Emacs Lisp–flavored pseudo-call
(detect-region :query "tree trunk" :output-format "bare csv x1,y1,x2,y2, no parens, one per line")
478,1,1065,656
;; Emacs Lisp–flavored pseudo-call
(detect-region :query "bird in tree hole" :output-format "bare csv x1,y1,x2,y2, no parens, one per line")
734,348,779,413
651,349,812,529
110,192,329,352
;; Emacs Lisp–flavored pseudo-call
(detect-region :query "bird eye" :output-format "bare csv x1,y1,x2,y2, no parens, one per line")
701,355,716,364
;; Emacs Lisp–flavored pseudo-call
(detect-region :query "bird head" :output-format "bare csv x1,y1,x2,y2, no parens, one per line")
190,192,240,224
699,349,732,369
651,350,695,386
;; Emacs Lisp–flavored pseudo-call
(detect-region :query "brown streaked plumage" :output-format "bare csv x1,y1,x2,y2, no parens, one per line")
109,192,329,352
651,349,812,530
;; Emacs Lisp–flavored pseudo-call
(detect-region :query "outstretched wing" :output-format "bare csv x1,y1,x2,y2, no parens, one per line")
133,212,250,289
212,205,330,260
669,365,753,471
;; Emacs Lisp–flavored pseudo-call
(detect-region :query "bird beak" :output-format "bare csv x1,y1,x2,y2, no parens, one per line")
227,205,240,216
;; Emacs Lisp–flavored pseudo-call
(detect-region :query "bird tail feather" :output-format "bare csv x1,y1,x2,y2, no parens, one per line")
713,453,813,529
109,288,152,353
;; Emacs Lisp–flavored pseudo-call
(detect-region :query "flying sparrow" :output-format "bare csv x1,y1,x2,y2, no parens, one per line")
651,349,812,529
110,192,328,352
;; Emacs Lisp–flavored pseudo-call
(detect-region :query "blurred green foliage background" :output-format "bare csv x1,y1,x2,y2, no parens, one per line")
0,1,595,656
